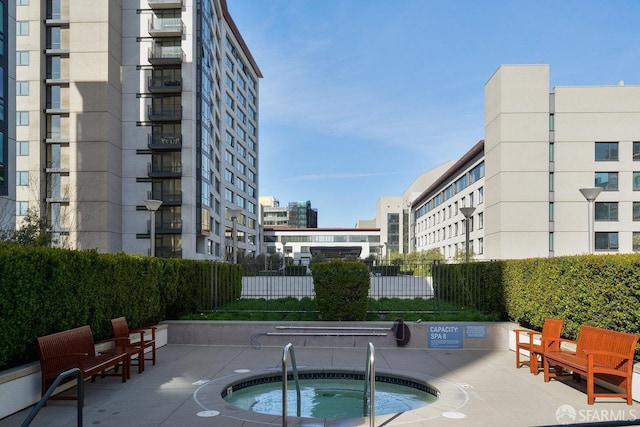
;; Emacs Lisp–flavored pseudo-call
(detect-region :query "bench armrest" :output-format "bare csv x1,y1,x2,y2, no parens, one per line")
514,329,541,346
130,326,156,342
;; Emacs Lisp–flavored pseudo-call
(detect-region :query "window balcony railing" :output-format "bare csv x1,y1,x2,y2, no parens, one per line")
148,76,182,93
148,133,182,149
148,162,182,177
149,219,183,234
147,190,182,204
148,17,183,37
148,0,183,9
148,45,183,65
148,104,182,121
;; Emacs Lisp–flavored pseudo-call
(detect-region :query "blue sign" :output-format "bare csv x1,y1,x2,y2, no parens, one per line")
465,325,486,339
428,324,463,349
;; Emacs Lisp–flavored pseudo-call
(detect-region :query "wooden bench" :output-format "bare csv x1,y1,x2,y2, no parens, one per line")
110,317,156,378
514,318,564,375
36,325,127,401
543,325,639,405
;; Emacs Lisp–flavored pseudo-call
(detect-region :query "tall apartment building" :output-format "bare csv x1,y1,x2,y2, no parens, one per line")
0,0,15,234
410,64,640,260
14,0,261,259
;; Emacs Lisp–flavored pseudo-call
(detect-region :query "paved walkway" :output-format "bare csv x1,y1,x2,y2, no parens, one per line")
1,345,639,427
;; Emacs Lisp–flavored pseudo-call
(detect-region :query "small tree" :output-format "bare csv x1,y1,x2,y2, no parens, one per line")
10,208,51,247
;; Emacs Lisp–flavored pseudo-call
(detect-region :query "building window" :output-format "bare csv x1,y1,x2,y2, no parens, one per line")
17,0,29,5
634,142,640,161
549,202,554,221
595,142,618,161
478,237,484,255
549,232,554,252
16,51,29,66
594,202,618,221
16,141,29,156
594,172,618,191
16,202,29,216
633,172,640,191
634,202,640,221
595,232,618,251
549,172,554,192
16,81,29,96
17,21,29,36
47,56,61,79
633,232,640,252
16,111,29,126
478,212,484,229
16,171,29,186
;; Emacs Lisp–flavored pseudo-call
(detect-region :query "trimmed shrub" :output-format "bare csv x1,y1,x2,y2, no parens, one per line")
312,261,370,320
0,242,240,370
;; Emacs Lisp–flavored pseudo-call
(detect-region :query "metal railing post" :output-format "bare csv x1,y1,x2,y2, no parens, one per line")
282,343,301,425
22,367,83,427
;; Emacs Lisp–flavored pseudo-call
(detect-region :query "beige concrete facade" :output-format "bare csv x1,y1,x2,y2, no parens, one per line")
407,64,640,260
14,0,261,259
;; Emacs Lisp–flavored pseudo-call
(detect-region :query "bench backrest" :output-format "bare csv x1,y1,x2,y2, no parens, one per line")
575,325,639,370
542,318,564,351
36,325,96,373
111,317,130,339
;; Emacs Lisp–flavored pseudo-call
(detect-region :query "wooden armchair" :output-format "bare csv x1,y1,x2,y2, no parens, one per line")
514,318,564,375
110,317,156,378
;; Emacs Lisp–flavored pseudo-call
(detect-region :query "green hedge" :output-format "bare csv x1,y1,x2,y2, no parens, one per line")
312,261,370,320
0,243,241,370
502,254,640,339
434,254,640,340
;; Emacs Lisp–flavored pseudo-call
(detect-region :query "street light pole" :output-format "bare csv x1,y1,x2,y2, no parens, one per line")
227,208,242,264
143,199,163,257
460,206,476,263
579,187,603,254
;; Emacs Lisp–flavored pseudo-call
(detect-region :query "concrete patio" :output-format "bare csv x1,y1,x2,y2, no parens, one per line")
1,322,639,426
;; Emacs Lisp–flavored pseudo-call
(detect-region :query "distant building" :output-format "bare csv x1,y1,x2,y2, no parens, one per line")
287,200,317,228
259,197,318,228
263,227,381,263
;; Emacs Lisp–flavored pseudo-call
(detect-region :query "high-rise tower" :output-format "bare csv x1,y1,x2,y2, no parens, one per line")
14,0,261,259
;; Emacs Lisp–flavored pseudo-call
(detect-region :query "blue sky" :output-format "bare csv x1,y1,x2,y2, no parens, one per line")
227,0,640,227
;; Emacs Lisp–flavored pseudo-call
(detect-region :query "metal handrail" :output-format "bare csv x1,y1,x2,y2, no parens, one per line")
22,367,83,427
363,342,375,426
282,343,301,425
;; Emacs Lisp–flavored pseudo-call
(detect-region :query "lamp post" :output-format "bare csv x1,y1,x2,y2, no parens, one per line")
579,187,603,254
460,206,476,263
227,208,242,263
143,199,163,257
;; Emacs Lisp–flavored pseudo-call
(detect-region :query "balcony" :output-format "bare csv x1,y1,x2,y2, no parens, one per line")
45,162,70,174
148,133,182,149
149,219,183,234
148,76,182,93
148,44,183,65
148,0,183,9
148,190,183,205
148,104,182,121
45,195,70,203
148,162,182,177
148,17,183,37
